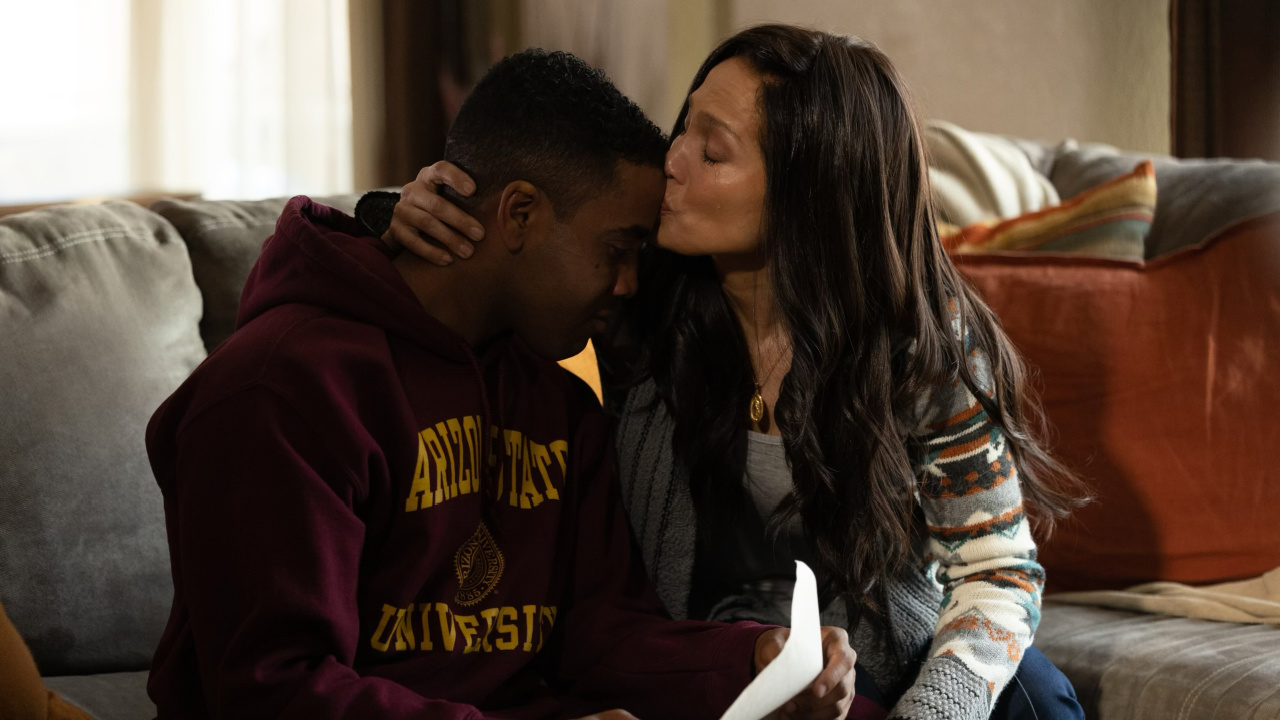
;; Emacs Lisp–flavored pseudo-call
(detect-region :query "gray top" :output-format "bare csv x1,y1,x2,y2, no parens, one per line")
688,431,826,623
744,431,796,525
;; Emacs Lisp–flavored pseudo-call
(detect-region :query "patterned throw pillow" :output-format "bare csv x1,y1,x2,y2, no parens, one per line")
941,161,1156,262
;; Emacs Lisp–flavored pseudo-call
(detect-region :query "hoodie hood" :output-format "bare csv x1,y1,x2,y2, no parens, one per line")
237,196,471,363
235,196,511,496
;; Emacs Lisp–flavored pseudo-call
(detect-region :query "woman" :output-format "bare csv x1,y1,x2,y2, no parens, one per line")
369,25,1087,720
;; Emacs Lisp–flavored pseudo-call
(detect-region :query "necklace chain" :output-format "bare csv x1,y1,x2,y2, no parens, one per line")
749,271,788,424
753,336,788,389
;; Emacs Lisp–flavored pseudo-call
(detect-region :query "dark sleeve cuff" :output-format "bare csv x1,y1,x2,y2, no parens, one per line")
354,190,400,238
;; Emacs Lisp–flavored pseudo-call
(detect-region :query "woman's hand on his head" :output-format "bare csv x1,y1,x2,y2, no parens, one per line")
383,161,485,266
571,711,639,720
754,626,857,720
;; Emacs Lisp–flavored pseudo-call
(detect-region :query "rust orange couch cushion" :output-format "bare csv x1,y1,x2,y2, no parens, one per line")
951,212,1280,592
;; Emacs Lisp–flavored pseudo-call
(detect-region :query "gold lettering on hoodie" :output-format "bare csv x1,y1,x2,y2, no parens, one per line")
404,416,568,513
370,604,422,653
370,601,559,656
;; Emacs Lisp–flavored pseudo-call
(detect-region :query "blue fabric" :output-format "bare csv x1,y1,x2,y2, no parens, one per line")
854,660,887,708
992,646,1084,720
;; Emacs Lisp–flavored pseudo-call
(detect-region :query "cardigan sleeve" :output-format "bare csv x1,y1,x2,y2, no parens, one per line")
888,345,1044,720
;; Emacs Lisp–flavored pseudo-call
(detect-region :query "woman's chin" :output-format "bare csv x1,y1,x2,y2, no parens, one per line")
656,226,703,256
657,228,759,259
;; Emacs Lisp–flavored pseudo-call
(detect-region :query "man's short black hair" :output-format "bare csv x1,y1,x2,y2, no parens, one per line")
444,49,667,220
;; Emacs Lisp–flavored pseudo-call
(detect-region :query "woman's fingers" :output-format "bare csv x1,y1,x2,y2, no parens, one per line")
408,160,486,242
385,172,484,264
395,203,476,260
384,222,455,266
418,160,476,196
401,182,486,243
380,160,486,264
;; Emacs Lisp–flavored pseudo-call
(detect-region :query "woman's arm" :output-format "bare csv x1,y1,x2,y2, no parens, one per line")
894,352,1044,720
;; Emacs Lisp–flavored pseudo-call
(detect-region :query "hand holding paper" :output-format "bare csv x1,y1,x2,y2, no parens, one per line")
720,561,831,720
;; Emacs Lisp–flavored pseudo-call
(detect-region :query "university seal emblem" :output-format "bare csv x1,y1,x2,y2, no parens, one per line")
454,522,504,606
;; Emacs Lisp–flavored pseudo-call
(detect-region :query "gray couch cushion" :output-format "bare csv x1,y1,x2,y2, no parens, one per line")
1037,602,1280,720
44,671,153,720
151,193,363,352
1048,141,1280,259
0,202,206,675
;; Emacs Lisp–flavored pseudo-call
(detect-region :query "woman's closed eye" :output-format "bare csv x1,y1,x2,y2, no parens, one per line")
701,146,720,165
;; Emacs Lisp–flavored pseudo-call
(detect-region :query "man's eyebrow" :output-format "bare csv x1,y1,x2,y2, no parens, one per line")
695,110,742,143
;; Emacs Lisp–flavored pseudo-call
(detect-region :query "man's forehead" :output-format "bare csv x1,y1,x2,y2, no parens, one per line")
587,204,659,237
581,174,662,218
601,163,664,195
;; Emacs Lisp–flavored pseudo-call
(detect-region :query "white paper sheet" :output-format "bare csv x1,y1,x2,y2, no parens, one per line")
719,561,825,720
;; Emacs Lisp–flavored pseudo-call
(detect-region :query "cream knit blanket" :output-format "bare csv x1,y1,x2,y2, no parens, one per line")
1047,567,1280,624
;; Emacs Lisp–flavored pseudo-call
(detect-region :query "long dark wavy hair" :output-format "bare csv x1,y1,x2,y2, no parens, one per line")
610,25,1087,617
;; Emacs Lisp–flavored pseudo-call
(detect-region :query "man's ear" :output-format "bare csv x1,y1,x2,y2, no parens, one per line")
496,180,552,253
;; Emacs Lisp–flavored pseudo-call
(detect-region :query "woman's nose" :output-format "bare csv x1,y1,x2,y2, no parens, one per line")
664,135,684,182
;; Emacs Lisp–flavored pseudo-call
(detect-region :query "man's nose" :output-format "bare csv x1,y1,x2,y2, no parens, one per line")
614,259,639,298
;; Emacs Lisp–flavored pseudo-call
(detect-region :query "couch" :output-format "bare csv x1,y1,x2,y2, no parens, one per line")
1,136,1277,720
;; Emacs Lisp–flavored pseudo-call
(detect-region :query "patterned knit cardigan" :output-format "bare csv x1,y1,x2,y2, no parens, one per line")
614,360,1043,720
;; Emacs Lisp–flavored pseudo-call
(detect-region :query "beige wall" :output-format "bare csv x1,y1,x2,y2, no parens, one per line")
521,0,672,131
718,0,1172,154
371,0,1173,159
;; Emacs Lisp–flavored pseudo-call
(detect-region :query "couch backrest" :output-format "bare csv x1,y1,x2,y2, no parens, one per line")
152,193,361,352
927,122,1280,262
0,201,206,675
1045,140,1280,260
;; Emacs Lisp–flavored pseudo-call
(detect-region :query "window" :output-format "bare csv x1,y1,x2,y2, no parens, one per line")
0,0,353,204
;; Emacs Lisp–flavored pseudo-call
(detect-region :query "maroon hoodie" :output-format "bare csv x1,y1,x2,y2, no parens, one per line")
145,197,766,720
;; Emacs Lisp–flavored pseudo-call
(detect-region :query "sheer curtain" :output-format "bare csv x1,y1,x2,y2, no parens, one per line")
133,0,353,199
0,0,353,204
0,0,133,202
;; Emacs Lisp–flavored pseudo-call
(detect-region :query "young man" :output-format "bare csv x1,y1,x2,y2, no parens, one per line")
146,50,855,720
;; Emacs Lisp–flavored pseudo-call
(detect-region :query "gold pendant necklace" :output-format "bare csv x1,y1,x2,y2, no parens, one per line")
749,335,788,424
749,386,766,423
747,269,788,426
